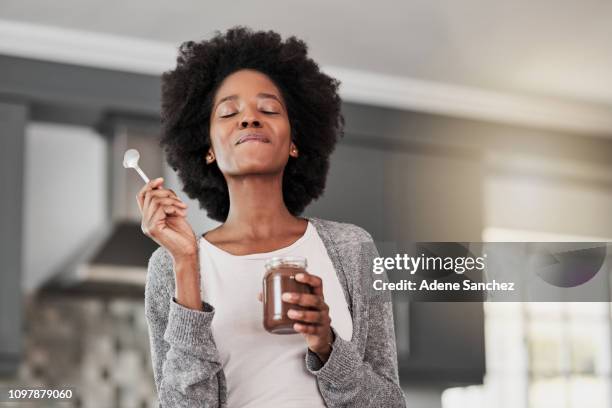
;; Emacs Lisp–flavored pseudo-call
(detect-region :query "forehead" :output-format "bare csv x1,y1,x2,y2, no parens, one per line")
213,69,283,104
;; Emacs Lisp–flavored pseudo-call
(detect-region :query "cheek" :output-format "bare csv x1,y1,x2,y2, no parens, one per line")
209,124,232,151
275,118,292,143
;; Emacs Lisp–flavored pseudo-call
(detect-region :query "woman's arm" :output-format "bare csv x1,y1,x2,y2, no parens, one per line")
145,247,227,407
304,232,407,407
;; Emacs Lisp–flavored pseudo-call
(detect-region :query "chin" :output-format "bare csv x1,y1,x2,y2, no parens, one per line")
234,159,285,175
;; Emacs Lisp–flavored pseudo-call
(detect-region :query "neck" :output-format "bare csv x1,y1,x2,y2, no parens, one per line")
222,173,302,239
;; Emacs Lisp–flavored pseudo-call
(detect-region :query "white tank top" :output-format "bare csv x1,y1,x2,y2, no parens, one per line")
198,221,353,408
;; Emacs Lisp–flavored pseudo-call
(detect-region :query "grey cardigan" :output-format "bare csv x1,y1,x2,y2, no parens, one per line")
144,216,407,407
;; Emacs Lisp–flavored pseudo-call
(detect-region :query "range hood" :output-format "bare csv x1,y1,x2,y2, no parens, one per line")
40,115,164,298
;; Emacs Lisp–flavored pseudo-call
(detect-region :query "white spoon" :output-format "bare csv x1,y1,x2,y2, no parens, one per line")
122,149,150,183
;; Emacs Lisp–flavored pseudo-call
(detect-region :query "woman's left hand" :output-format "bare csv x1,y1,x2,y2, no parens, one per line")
257,271,335,362
284,272,335,362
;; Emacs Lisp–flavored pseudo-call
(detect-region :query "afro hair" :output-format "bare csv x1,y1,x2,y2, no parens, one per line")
159,26,345,222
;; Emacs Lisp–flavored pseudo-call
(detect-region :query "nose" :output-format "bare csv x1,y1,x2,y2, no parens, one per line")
240,119,261,128
238,105,262,128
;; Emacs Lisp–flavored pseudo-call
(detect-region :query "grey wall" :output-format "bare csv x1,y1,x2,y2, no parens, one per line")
485,167,612,240
306,140,483,242
0,101,27,375
22,123,107,293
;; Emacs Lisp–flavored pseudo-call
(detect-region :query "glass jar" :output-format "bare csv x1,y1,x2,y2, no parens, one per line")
262,256,312,334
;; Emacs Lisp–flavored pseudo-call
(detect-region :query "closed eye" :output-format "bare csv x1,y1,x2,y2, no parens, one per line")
220,111,279,118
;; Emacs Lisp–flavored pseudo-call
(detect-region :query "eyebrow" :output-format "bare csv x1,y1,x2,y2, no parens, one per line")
213,92,284,112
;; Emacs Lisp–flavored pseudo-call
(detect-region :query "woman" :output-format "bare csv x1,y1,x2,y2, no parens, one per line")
140,26,406,407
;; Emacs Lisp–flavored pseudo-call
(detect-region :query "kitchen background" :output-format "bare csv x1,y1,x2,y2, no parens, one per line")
1,1,612,407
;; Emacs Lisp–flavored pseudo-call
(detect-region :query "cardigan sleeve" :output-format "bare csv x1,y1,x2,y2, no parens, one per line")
304,229,407,407
144,246,227,407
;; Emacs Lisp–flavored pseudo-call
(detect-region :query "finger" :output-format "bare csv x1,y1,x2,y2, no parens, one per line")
295,272,324,296
142,202,167,237
293,323,326,335
281,292,327,310
287,309,330,325
143,193,162,225
162,205,187,217
140,179,168,212
146,205,187,236
257,292,263,302
150,196,188,212
144,198,186,227
144,189,185,209
165,189,186,206
137,177,164,212
143,191,185,219
147,189,183,201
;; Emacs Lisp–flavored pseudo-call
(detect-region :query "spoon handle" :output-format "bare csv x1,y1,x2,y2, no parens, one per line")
134,165,150,183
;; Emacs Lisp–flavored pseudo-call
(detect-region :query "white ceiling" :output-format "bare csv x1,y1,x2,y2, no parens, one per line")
1,0,612,130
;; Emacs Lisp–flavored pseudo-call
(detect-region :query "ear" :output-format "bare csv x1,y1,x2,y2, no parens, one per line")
289,142,299,158
206,147,215,164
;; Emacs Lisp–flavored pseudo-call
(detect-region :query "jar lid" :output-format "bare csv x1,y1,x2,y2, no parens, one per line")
264,256,307,271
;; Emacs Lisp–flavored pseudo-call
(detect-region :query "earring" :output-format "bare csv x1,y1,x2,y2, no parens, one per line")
206,153,214,163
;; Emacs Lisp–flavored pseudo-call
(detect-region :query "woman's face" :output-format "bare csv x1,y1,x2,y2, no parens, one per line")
208,69,297,177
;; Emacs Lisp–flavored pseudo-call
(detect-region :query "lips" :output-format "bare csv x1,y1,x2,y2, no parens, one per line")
236,133,270,145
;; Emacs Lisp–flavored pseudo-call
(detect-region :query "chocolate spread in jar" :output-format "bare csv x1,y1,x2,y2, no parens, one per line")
262,256,312,334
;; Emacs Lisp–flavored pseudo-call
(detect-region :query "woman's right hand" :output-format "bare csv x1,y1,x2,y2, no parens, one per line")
137,177,197,262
